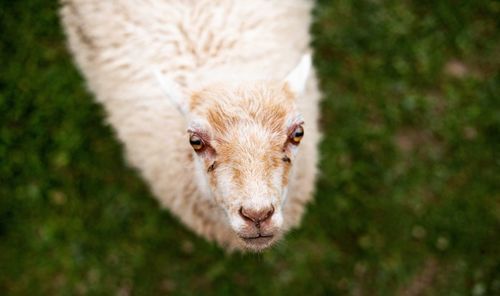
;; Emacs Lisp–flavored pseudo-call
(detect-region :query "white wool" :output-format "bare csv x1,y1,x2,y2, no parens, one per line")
60,0,321,251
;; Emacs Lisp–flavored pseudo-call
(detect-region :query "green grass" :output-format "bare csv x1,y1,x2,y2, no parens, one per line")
1,0,499,294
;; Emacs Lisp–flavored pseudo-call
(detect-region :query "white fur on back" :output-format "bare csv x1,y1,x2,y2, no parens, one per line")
61,0,321,250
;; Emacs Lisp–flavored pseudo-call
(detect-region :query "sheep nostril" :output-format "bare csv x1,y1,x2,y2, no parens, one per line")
239,207,251,222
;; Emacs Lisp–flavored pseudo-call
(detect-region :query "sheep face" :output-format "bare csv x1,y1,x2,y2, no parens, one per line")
154,55,311,251
187,82,304,251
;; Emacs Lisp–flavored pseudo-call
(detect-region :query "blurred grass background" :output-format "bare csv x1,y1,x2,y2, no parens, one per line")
1,0,499,294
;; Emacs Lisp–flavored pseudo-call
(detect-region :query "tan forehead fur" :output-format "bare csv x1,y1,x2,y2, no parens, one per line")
190,81,296,134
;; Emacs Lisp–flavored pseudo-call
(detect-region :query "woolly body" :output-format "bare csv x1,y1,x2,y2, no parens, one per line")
60,0,321,251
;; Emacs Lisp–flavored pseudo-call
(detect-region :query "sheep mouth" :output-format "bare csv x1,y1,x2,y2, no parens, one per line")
240,234,274,246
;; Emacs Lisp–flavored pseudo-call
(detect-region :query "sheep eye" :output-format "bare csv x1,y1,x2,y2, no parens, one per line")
189,134,204,151
290,125,304,145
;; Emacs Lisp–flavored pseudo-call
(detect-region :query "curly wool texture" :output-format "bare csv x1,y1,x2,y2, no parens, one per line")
60,0,321,251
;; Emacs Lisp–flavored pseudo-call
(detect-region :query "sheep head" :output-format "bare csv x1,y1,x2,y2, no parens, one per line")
156,55,311,251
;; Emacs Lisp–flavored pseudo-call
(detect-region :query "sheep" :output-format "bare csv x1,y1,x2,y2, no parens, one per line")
60,0,321,251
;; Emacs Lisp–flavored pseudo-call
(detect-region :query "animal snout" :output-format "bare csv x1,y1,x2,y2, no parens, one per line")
239,205,275,227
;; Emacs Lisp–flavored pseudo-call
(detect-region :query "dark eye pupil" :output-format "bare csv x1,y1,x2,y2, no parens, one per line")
295,131,304,137
190,139,201,145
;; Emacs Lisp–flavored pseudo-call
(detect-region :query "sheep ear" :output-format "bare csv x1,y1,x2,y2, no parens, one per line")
284,54,311,96
152,69,188,116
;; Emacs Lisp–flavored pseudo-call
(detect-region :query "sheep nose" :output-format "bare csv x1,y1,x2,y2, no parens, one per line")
239,206,275,227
